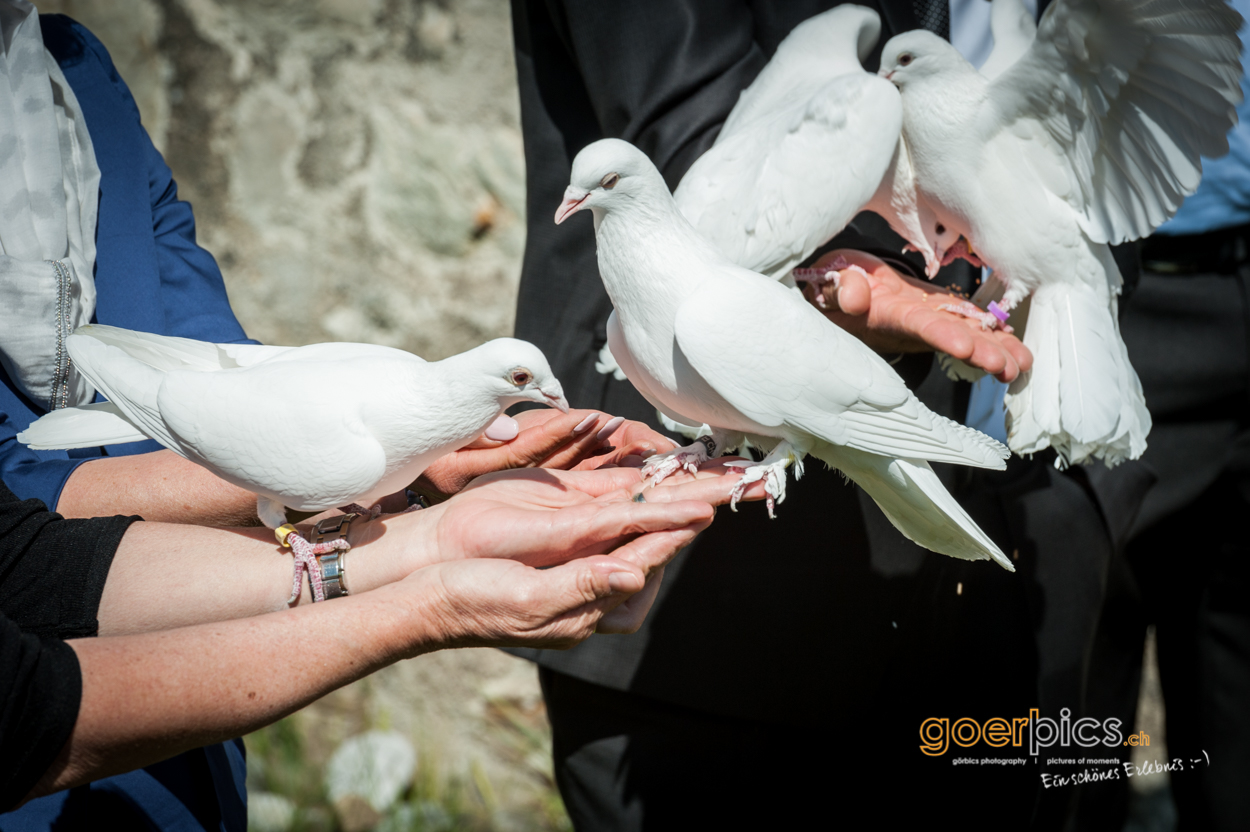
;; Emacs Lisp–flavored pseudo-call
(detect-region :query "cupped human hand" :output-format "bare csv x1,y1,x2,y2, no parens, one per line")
427,465,763,569
413,409,662,502
414,521,696,650
803,249,1033,382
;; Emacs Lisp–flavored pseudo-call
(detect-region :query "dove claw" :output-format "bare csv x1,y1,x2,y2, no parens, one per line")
640,441,712,486
937,299,1006,330
727,453,792,518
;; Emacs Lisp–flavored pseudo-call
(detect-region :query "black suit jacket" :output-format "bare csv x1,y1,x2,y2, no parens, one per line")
506,0,1107,734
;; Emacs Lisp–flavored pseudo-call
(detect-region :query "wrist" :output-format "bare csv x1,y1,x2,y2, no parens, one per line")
322,505,445,595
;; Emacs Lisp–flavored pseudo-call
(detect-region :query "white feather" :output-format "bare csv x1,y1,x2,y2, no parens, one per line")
19,325,566,526
567,139,1011,569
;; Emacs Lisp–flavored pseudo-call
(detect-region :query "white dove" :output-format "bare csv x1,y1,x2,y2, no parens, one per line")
556,139,1013,569
878,0,1243,467
18,325,568,528
595,0,1037,381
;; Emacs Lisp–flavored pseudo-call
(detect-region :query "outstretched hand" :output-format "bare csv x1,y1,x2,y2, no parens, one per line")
427,464,761,568
413,409,679,501
802,250,1033,382
417,464,764,634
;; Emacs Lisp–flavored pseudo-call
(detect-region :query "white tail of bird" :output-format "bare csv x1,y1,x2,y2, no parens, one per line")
812,442,1013,570
1005,281,1150,469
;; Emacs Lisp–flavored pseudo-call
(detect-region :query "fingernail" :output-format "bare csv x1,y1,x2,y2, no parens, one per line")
639,447,657,459
608,571,640,593
595,415,624,442
573,413,599,434
484,414,519,442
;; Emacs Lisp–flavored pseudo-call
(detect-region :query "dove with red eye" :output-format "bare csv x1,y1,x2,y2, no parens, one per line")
558,138,1014,569
18,325,569,527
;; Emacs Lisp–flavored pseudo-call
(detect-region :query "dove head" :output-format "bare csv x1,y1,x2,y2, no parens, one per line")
556,139,670,226
878,30,972,90
782,5,881,66
461,338,569,413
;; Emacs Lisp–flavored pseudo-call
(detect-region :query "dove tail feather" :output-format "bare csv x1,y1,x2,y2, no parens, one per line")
65,335,185,453
16,402,149,449
1004,280,1150,468
813,443,1013,570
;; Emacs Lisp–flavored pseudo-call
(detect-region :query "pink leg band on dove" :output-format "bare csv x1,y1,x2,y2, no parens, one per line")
988,301,1010,323
276,522,359,604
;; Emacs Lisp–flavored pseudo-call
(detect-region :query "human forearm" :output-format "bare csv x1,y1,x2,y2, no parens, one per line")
95,468,726,636
56,450,260,526
41,578,438,795
36,552,657,799
94,510,434,636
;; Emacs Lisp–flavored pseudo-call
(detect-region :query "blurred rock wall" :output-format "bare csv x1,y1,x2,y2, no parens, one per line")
39,0,526,358
35,0,556,824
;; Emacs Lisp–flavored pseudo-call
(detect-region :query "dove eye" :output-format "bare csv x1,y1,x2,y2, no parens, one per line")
600,173,620,190
899,53,913,67
508,368,533,386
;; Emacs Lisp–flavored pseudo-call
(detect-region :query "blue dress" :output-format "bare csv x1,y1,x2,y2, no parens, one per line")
0,15,249,831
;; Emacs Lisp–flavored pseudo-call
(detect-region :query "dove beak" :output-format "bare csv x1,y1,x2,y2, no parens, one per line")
555,187,590,225
542,387,570,413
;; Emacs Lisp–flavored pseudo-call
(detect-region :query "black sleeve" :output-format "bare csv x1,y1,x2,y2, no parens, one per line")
0,480,138,638
0,615,82,812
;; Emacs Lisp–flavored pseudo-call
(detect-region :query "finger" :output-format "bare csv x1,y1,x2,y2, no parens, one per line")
552,500,714,555
534,413,622,469
510,556,648,648
967,335,1011,380
831,266,872,316
599,525,705,571
596,565,666,634
994,331,1033,373
480,411,606,469
462,413,522,450
629,467,768,507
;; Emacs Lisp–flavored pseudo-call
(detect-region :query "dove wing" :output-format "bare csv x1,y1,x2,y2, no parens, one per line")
76,324,297,371
865,133,942,277
672,270,1008,469
979,0,1038,81
675,74,903,279
157,362,388,507
984,0,1243,244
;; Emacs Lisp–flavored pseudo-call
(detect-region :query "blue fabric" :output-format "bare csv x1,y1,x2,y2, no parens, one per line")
1158,0,1250,236
966,375,1009,445
0,16,249,831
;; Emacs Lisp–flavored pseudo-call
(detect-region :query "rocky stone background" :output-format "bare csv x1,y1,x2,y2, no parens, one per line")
34,1,560,829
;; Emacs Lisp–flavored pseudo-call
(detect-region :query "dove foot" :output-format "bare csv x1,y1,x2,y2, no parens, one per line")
641,436,717,486
724,442,804,518
792,257,871,310
936,299,1013,332
274,527,351,604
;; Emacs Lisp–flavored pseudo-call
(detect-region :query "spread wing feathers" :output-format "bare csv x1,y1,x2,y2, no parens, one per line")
815,444,1012,567
1004,279,1150,467
675,75,902,279
73,324,295,372
673,270,1008,469
980,0,1039,80
986,0,1243,244
17,401,148,449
